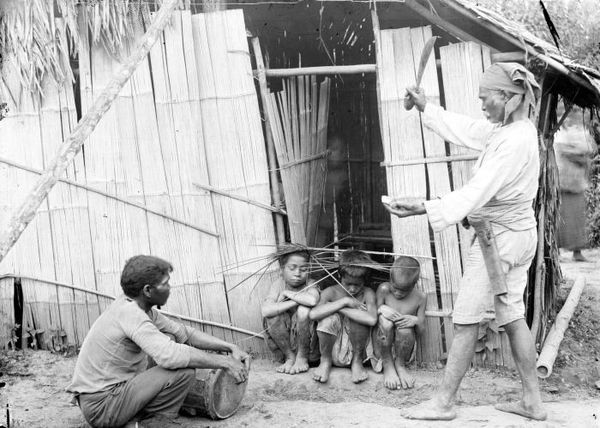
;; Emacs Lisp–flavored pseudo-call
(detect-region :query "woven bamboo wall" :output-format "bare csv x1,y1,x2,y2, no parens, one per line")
0,10,276,355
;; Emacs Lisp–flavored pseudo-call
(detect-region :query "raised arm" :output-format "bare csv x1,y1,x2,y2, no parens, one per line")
406,86,493,151
339,288,378,327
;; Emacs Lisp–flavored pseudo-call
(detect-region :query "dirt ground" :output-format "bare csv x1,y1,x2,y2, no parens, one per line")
1,249,600,427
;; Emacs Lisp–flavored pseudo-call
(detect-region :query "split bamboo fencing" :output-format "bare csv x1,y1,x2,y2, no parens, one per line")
265,75,330,245
0,10,276,355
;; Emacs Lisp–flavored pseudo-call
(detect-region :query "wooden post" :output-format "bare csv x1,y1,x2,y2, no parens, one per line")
250,37,286,244
530,89,555,340
0,0,180,263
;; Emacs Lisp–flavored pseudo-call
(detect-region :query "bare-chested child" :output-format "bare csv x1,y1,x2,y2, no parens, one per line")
374,256,426,390
262,247,319,374
309,250,377,384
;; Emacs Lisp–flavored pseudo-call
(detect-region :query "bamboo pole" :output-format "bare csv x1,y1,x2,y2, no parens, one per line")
0,0,180,263
263,64,376,77
250,38,286,244
536,275,586,378
193,182,287,215
380,153,479,167
0,156,219,237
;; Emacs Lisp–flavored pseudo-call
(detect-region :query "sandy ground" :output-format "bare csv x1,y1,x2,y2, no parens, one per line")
1,248,600,427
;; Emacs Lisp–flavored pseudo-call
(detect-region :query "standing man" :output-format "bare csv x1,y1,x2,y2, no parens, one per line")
67,255,250,427
385,63,546,421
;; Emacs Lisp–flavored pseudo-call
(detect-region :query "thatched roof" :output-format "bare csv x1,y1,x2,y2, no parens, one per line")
449,0,600,107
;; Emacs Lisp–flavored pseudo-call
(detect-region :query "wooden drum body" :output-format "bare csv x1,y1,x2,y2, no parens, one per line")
181,368,248,420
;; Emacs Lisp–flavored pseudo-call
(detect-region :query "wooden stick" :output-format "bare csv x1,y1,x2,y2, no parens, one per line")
193,182,286,215
277,150,330,170
262,64,377,77
380,154,479,167
0,0,181,263
0,156,219,238
536,275,586,378
250,38,286,244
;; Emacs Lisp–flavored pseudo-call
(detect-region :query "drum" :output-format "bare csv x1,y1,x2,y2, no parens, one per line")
180,368,248,420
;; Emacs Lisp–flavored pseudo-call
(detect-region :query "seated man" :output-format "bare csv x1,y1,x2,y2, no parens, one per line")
373,256,426,390
310,249,377,384
67,255,250,428
261,246,319,374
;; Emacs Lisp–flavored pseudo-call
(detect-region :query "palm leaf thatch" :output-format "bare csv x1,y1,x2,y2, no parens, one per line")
0,0,161,98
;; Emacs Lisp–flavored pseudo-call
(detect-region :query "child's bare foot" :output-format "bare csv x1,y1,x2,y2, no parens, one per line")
494,401,547,421
313,359,332,383
289,356,309,374
402,398,456,420
351,359,369,384
382,360,401,390
276,356,295,374
394,361,415,389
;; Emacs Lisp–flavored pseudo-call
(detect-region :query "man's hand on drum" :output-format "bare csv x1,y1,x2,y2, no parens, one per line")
225,355,249,384
230,345,251,371
383,197,427,218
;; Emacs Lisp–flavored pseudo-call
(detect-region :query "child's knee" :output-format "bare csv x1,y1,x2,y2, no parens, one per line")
265,313,289,331
316,314,340,335
377,315,395,333
395,327,415,342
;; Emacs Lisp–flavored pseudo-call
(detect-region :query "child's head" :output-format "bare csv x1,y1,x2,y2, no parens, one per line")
278,246,311,288
338,250,373,296
389,256,420,299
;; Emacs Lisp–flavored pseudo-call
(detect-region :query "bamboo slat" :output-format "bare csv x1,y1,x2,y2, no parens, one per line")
149,10,233,341
412,26,462,353
193,9,277,354
0,57,55,282
79,21,151,297
0,277,14,349
265,75,330,246
373,23,441,362
439,42,491,266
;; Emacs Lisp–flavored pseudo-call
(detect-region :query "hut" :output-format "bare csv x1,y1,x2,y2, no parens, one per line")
0,0,599,365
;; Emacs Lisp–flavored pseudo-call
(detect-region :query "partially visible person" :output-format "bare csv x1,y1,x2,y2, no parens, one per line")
309,249,377,384
555,107,595,262
67,255,250,428
373,256,426,390
262,245,319,374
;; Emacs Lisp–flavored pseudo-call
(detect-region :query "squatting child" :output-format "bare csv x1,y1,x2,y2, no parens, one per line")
374,256,426,390
309,249,377,384
262,246,319,374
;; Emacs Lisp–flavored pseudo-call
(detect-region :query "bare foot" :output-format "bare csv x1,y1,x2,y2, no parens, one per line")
382,360,401,390
289,356,309,374
313,359,332,383
395,361,415,389
276,356,295,374
495,401,547,421
402,398,456,420
351,359,368,384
